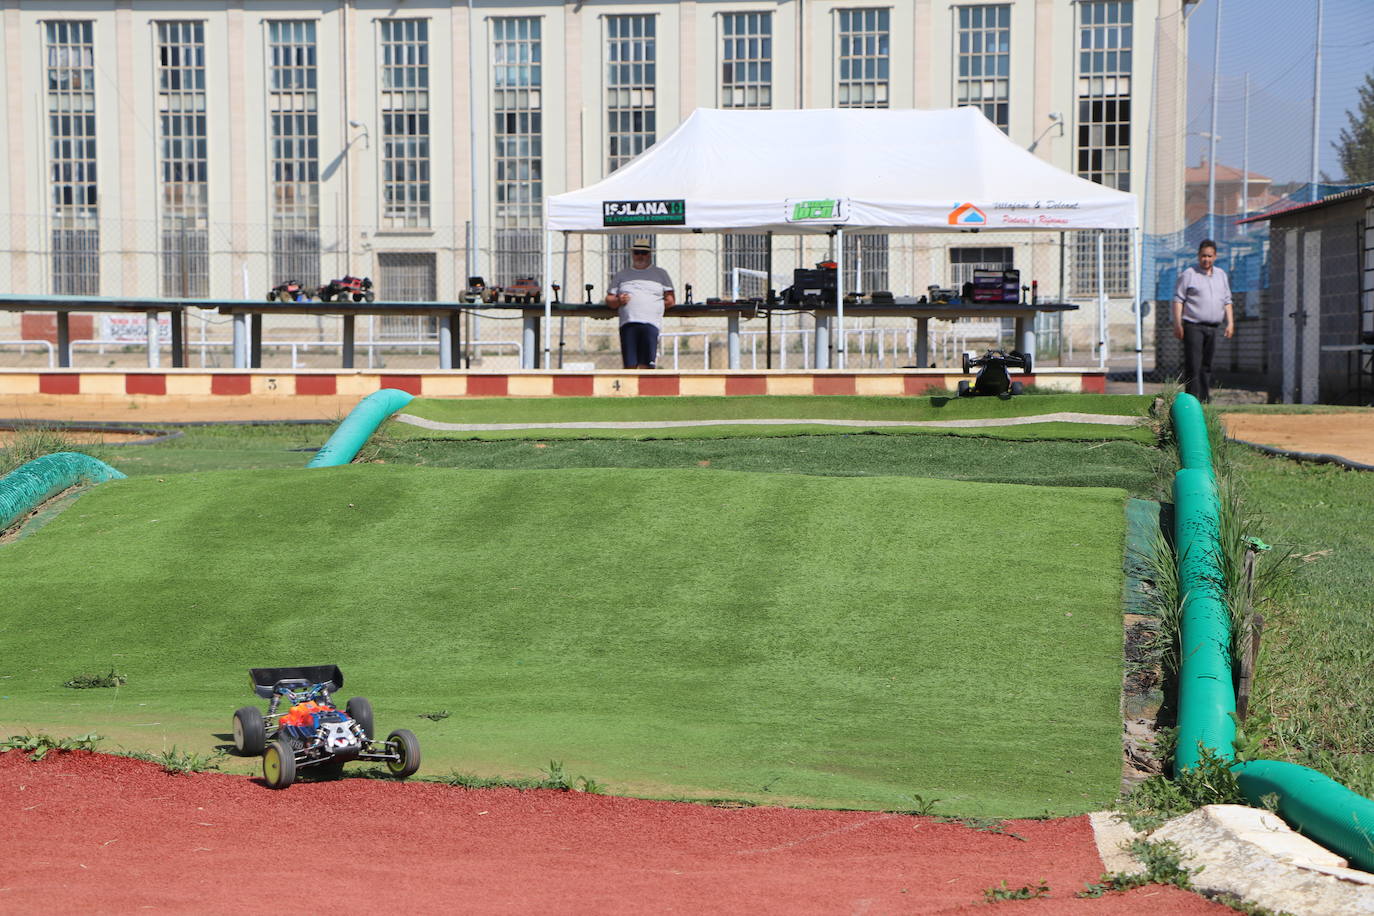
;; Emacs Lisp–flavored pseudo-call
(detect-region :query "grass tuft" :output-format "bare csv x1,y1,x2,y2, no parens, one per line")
1,426,99,476
441,760,603,793
117,746,226,775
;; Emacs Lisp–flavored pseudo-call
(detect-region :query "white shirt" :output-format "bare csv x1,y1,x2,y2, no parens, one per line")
608,265,675,328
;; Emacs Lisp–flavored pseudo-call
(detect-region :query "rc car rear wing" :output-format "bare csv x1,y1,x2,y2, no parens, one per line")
249,665,344,699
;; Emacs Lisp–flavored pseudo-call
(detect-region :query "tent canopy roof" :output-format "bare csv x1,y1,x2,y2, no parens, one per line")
546,107,1139,234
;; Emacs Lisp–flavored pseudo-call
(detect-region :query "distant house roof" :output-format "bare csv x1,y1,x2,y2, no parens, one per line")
1238,183,1374,224
1185,161,1272,186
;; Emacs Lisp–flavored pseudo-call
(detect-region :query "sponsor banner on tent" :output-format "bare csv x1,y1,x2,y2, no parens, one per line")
602,199,686,227
785,198,849,224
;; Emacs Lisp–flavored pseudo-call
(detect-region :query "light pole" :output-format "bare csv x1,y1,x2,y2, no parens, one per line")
1189,131,1222,240
1207,0,1223,240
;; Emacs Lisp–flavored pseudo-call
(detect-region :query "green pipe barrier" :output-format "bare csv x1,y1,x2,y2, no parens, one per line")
1235,760,1374,873
1170,392,1374,872
306,388,414,468
0,452,126,532
1171,392,1214,471
1172,464,1236,771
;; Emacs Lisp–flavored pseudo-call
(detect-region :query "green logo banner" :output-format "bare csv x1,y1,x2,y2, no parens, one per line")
785,198,847,222
602,199,687,227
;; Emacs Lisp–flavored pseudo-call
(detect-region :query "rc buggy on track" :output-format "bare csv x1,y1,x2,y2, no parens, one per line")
958,348,1033,399
231,665,420,789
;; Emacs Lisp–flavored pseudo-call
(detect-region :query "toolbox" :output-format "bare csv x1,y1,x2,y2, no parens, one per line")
971,268,1021,304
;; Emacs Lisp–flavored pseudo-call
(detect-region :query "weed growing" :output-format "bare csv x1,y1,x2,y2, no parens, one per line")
1078,838,1197,896
0,426,96,476
982,879,1050,902
937,816,1027,842
417,710,451,721
118,746,226,775
1119,746,1248,831
0,732,101,760
62,669,127,689
443,760,603,794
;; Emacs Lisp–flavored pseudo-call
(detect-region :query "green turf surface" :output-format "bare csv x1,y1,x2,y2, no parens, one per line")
395,393,1155,441
0,465,1127,815
374,434,1161,497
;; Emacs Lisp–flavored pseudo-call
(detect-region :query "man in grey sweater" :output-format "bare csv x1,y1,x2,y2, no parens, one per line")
606,237,676,369
1172,238,1234,403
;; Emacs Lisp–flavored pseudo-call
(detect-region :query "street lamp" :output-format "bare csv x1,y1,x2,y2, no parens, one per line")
348,119,371,150
1189,130,1222,240
1027,112,1063,154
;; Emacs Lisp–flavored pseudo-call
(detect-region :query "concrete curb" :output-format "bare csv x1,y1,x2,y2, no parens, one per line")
1090,805,1374,913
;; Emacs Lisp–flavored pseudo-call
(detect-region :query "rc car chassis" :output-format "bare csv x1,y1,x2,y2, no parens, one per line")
317,276,376,303
231,664,420,789
958,348,1033,399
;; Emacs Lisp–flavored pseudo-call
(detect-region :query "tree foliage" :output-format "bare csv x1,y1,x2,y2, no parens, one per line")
1334,71,1374,183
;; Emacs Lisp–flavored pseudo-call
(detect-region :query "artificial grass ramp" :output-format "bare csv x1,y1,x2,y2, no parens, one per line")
0,466,1125,816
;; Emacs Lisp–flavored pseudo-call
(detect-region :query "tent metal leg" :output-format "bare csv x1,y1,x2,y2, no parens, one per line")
815,315,830,370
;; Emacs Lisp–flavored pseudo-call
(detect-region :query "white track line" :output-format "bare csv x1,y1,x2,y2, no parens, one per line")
394,411,1141,432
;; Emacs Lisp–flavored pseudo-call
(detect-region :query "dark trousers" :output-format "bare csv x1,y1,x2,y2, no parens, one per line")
619,322,660,369
1182,321,1220,403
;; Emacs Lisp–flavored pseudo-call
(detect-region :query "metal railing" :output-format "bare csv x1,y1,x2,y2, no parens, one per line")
65,337,523,369
0,340,56,368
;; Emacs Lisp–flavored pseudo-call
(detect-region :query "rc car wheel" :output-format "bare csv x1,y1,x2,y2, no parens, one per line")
961,352,972,375
232,706,266,755
1022,352,1033,375
263,739,297,789
957,379,971,398
385,729,421,779
345,696,374,740
1010,381,1024,396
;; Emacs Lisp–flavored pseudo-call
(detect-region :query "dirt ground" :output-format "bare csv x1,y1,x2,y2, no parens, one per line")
1221,411,1374,466
0,751,1229,914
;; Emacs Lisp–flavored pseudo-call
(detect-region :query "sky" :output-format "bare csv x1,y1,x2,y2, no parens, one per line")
1184,0,1374,185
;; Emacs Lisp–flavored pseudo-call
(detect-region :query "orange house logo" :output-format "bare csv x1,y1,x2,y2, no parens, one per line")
948,203,987,226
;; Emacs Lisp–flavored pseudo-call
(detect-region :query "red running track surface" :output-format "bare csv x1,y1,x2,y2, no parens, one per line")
1,751,1230,914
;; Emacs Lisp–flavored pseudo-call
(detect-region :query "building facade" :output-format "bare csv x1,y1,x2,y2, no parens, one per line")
0,0,1190,366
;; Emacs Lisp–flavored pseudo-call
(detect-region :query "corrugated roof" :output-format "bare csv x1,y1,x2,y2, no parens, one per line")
1239,183,1374,224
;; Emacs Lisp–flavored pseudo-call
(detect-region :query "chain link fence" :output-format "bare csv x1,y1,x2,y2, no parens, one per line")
0,212,1137,371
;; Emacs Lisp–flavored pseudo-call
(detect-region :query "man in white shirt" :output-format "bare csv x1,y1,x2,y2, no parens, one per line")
1172,238,1234,403
606,237,675,369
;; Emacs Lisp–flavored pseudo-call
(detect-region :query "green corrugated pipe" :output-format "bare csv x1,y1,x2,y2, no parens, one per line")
1170,392,1374,872
0,452,126,532
306,388,414,468
1172,464,1236,771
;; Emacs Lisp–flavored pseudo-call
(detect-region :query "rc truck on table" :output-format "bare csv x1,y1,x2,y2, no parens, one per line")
958,348,1033,399
317,276,376,302
267,281,314,302
231,665,420,789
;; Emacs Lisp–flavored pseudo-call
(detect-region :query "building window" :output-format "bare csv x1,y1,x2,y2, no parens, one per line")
720,12,771,109
956,5,1010,131
381,19,430,228
949,246,1014,287
606,15,657,274
492,17,542,286
268,20,320,286
157,21,209,297
46,20,99,295
837,8,888,109
1073,1,1132,296
719,12,772,296
837,11,890,292
843,234,889,293
378,252,438,339
606,14,656,173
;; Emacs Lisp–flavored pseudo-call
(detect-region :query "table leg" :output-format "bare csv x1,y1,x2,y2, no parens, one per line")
814,315,830,370
522,315,539,369
342,315,355,369
916,318,930,368
727,314,741,370
1015,316,1035,360
438,311,455,370
232,314,248,368
146,311,160,369
171,309,185,368
250,314,263,369
57,312,71,368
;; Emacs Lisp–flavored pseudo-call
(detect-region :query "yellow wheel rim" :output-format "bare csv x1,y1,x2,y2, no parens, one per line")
264,747,281,783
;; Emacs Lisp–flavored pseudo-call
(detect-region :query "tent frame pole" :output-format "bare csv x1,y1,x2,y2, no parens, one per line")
544,229,555,369
836,226,846,369
1097,228,1107,368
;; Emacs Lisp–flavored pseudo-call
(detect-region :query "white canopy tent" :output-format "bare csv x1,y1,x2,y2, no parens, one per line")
543,107,1142,381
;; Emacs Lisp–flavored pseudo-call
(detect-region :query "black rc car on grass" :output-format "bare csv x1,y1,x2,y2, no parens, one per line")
958,348,1033,399
231,665,420,789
